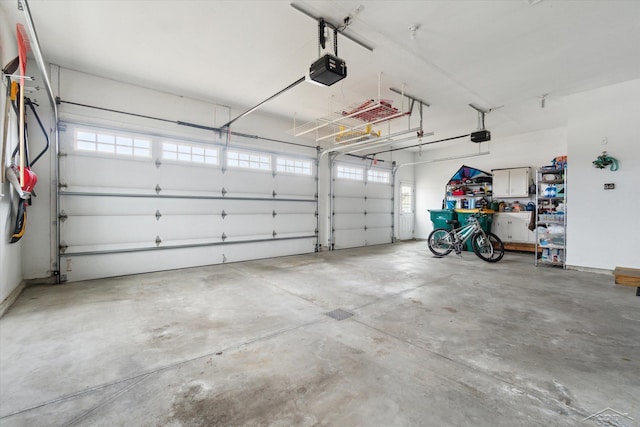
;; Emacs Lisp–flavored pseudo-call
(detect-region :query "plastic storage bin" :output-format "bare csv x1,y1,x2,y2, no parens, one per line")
429,209,457,230
456,209,494,251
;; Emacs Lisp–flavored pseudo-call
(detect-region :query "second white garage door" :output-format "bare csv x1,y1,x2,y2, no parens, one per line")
332,160,394,249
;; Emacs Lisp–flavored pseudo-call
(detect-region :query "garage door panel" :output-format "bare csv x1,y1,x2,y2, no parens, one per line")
62,215,157,246
365,229,392,246
223,215,274,237
156,164,223,193
275,175,316,197
333,180,365,197
366,182,393,195
223,170,274,195
61,196,229,217
366,213,393,228
366,198,392,212
333,213,365,229
333,229,366,249
157,215,224,240
59,237,316,282
274,215,316,234
333,197,365,213
274,202,316,215
61,156,157,189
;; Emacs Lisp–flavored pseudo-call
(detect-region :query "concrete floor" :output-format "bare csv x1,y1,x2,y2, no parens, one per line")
0,241,638,427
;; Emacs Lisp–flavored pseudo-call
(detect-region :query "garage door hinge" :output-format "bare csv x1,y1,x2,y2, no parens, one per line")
272,210,277,218
364,196,368,200
364,210,367,216
272,171,277,178
59,210,68,222
58,182,67,189
364,225,368,231
221,210,227,219
314,211,318,217
314,193,318,199
58,151,67,157
155,236,162,246
272,190,277,198
155,158,162,168
155,184,162,194
272,230,277,238
57,123,66,132
59,242,68,253
155,210,162,220
221,187,227,197
221,232,227,242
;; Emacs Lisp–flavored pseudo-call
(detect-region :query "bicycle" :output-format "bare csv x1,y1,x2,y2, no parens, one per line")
427,213,505,262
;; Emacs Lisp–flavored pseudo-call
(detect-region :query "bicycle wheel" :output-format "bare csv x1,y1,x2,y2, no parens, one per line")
471,232,505,263
428,228,455,256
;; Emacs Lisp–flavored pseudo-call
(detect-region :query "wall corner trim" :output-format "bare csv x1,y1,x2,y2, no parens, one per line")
0,281,27,319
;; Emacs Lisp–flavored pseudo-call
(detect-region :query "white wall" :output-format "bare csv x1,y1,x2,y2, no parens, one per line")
0,7,23,308
566,78,640,270
415,127,568,239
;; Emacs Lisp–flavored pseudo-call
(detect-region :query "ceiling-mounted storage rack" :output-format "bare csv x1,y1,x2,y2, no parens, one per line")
291,97,410,146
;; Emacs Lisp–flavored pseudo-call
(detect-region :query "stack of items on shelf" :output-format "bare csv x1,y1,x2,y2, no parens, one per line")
535,156,567,268
444,165,493,210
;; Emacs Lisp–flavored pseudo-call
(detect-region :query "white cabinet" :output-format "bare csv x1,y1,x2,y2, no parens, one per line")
492,212,535,244
492,167,531,198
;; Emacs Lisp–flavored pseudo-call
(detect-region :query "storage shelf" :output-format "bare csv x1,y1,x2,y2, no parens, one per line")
538,259,565,266
535,165,567,268
538,243,565,249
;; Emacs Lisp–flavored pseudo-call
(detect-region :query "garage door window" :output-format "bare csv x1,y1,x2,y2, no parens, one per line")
227,150,271,171
367,169,390,183
276,157,312,175
162,142,218,165
336,165,363,181
75,129,151,158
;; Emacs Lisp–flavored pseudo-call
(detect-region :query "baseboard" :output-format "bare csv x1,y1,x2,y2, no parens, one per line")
0,280,26,319
565,265,613,276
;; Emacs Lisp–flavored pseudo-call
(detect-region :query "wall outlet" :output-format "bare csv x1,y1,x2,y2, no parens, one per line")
604,183,615,190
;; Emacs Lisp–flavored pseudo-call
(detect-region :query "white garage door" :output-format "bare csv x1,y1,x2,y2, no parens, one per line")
332,160,394,249
57,122,317,282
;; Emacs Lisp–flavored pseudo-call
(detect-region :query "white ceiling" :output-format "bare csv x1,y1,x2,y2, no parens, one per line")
2,0,640,151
